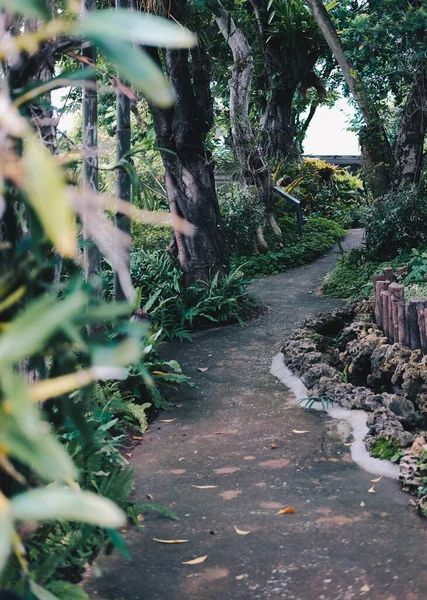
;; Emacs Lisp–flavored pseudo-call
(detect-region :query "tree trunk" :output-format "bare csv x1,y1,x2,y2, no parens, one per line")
260,88,299,162
305,0,393,197
82,0,102,288
149,29,229,285
113,0,132,300
215,1,278,240
393,67,427,190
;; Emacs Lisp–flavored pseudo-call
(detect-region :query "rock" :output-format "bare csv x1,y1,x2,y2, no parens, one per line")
341,331,388,385
365,407,414,449
301,363,343,389
281,339,318,373
400,356,427,402
399,453,423,494
335,321,366,350
309,376,342,398
299,351,325,371
369,343,412,389
381,393,416,427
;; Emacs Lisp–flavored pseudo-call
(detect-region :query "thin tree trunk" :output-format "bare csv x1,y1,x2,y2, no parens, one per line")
113,0,132,300
82,0,102,288
305,0,393,197
150,39,229,285
215,1,279,241
393,67,427,190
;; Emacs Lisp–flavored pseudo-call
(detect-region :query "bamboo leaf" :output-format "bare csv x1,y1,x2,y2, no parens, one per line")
91,38,174,107
1,419,78,482
0,291,87,365
0,0,49,18
30,581,60,600
11,488,126,528
0,495,12,575
80,9,196,48
23,137,77,257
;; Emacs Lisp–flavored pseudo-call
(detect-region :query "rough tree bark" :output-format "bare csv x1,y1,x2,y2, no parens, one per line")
215,1,281,242
113,0,132,300
149,0,229,285
393,66,427,190
82,0,102,288
250,0,324,162
305,0,393,197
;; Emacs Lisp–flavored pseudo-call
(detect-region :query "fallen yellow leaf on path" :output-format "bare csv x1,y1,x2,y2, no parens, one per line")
344,442,353,447
198,367,209,372
234,526,251,535
182,555,208,565
160,418,176,423
147,494,153,500
368,486,376,494
360,501,365,507
192,485,217,489
292,429,310,434
360,584,370,592
137,514,144,522
153,538,189,544
371,475,383,483
276,507,295,515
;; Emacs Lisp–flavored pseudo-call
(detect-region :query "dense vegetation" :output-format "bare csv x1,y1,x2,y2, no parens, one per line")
1,0,427,597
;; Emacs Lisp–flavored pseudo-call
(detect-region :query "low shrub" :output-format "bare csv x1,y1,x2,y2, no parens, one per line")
131,249,259,341
236,217,346,279
218,183,265,255
322,243,427,299
364,186,427,261
274,157,366,228
131,222,173,252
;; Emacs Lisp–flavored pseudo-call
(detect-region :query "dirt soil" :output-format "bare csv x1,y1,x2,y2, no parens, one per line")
85,230,427,600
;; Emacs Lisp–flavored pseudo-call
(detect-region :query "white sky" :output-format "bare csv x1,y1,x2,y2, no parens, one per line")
53,90,360,155
303,97,360,155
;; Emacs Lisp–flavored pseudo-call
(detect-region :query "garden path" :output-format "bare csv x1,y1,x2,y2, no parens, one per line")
85,230,427,600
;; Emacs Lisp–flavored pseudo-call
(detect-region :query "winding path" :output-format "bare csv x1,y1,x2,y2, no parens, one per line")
85,230,427,600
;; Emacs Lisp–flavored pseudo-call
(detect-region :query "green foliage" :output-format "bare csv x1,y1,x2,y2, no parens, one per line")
132,223,173,252
297,395,334,411
370,438,401,461
321,243,427,299
0,2,198,596
218,184,265,255
237,217,346,279
275,158,365,228
364,187,427,261
130,250,259,341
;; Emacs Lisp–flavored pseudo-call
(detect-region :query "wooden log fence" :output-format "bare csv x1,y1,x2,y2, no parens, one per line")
372,268,427,351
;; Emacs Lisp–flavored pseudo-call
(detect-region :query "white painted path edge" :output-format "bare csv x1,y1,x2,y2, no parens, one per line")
270,352,400,479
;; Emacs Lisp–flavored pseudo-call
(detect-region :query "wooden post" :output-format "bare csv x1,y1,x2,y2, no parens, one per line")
388,283,404,343
407,298,423,350
382,290,390,339
383,267,394,282
372,273,386,325
376,280,389,328
396,266,408,279
397,301,406,344
418,307,427,354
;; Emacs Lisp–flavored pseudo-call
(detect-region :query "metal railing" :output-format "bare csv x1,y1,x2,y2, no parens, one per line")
273,186,305,238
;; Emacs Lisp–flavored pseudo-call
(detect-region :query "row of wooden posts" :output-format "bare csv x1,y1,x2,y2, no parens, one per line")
373,267,427,353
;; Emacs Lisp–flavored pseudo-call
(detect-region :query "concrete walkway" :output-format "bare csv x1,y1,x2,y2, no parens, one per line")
85,230,427,600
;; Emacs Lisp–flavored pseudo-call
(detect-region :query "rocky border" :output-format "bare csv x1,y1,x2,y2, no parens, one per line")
280,300,427,514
